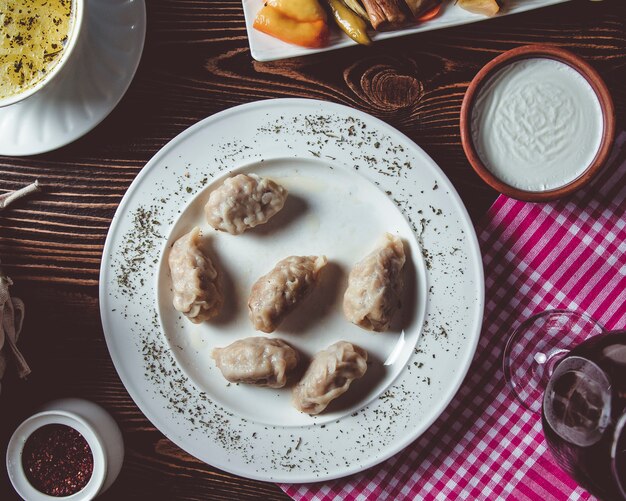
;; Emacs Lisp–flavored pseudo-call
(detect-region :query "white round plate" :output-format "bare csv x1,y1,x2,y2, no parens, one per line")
157,158,427,427
100,98,485,483
0,0,146,156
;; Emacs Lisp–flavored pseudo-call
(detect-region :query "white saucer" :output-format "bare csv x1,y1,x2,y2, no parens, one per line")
0,0,146,156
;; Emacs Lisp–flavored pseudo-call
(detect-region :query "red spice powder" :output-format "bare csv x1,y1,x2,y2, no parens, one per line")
22,424,94,497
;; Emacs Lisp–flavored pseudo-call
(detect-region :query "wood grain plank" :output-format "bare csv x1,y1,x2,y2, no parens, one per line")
0,0,624,499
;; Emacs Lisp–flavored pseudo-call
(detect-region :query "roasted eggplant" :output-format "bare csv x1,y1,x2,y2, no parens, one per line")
360,0,408,29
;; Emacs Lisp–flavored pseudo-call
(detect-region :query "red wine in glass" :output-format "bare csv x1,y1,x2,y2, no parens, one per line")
542,330,626,500
504,310,626,499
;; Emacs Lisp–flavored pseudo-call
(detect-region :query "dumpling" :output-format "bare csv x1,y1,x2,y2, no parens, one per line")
168,227,223,323
248,255,327,333
204,173,288,235
212,337,299,388
292,341,368,415
343,233,405,332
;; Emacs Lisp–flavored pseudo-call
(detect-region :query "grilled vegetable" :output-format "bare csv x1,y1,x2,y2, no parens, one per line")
343,0,370,20
254,5,329,47
416,3,442,20
360,0,408,29
327,0,372,45
457,0,500,16
403,0,440,18
266,0,327,22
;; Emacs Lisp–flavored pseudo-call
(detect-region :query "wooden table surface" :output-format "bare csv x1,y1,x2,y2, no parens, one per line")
1,0,624,499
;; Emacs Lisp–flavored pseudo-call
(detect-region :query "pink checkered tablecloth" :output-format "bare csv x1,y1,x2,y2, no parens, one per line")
281,132,626,501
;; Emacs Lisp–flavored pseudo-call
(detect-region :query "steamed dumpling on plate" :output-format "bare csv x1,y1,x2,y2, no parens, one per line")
212,337,299,388
343,233,405,332
168,227,223,323
293,341,368,415
204,173,288,235
248,255,327,333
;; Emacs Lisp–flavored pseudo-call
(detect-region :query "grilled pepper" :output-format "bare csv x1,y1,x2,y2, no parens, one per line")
327,0,372,45
254,2,329,48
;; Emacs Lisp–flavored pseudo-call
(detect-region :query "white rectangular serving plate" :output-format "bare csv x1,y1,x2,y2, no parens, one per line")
242,0,571,62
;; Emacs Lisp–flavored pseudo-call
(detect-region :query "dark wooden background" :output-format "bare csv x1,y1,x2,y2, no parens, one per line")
1,0,624,499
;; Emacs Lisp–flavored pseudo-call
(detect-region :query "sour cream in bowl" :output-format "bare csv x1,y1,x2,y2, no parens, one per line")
460,45,615,202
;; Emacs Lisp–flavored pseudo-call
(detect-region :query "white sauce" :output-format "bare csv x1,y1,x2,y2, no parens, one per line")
471,58,603,192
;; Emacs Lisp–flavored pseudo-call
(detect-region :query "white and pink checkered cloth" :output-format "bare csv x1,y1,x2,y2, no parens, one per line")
281,132,626,501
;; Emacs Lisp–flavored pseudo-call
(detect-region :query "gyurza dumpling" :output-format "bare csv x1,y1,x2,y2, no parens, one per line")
248,255,327,333
292,341,368,415
168,227,223,323
343,233,405,332
204,173,288,235
212,337,299,388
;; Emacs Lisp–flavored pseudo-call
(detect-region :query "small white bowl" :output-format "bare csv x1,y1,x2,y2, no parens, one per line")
0,0,85,108
6,399,124,500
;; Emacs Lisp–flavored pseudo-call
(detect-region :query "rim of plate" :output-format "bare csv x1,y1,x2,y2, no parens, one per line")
99,98,485,483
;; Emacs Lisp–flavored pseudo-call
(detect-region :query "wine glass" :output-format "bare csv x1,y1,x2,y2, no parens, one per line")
503,309,626,500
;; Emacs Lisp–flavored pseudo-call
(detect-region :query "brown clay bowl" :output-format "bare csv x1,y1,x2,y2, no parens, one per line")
460,44,615,202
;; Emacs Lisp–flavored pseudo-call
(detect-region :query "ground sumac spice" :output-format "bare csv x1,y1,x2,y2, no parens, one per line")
22,424,93,497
